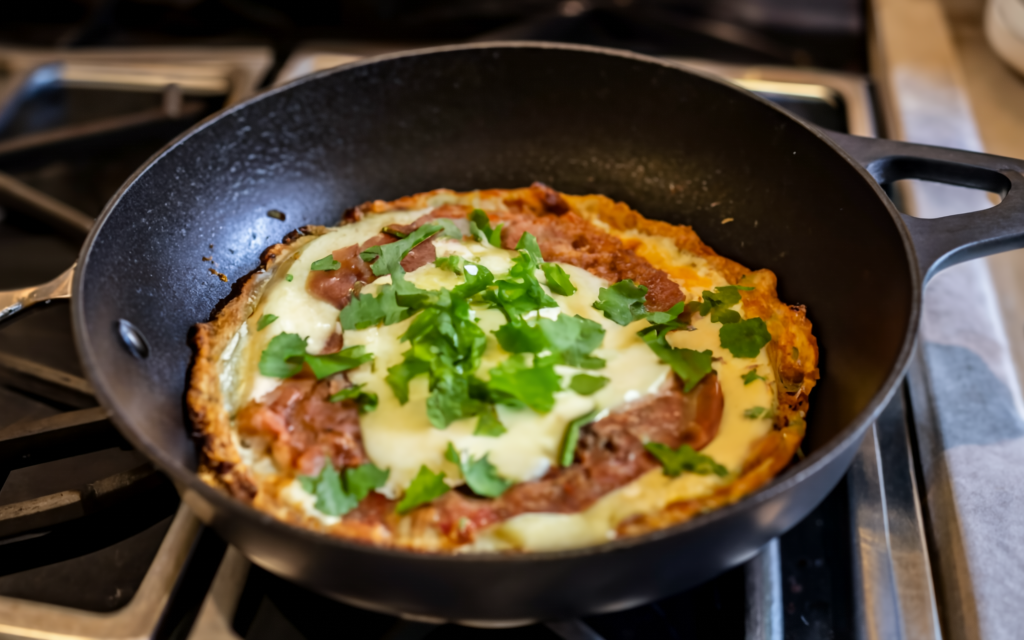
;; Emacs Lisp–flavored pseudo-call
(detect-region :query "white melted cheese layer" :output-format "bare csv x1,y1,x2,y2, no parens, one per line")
344,238,671,497
234,209,434,407
466,312,776,553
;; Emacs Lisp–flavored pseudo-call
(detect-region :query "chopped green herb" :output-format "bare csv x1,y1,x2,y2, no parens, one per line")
343,463,389,501
285,273,294,282
298,462,358,516
643,301,690,328
638,330,713,392
360,223,443,277
445,443,512,498
541,314,606,368
743,406,768,419
381,225,409,238
697,286,753,324
435,254,468,275
485,277,557,318
304,345,374,380
426,373,484,429
339,292,382,330
435,218,464,239
256,313,278,331
540,263,576,296
644,442,728,478
328,384,379,413
569,374,610,395
493,316,547,354
560,409,599,467
452,263,494,298
395,465,449,514
385,358,431,404
258,333,308,378
311,254,340,271
514,232,543,265
594,280,649,326
719,317,772,358
474,406,507,437
741,369,766,385
486,354,561,413
468,209,504,247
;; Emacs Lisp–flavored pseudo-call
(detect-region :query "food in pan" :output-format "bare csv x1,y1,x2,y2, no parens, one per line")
189,184,818,552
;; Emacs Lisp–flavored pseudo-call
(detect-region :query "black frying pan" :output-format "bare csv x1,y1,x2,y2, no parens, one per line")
3,43,1023,624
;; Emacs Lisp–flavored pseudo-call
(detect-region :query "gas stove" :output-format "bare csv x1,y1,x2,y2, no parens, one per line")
0,29,938,640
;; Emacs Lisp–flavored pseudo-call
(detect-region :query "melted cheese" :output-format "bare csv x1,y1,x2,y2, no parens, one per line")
344,238,671,496
223,214,777,552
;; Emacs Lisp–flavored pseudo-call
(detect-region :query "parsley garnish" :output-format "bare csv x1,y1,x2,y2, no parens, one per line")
540,263,576,296
743,406,768,419
719,317,771,358
493,316,547,354
298,462,356,516
395,465,449,514
360,223,443,277
560,409,599,467
258,333,308,378
311,254,340,271
259,334,373,380
741,369,765,385
304,345,374,380
697,286,752,324
468,209,504,247
638,330,713,392
452,263,494,298
537,314,606,369
328,384,379,413
298,461,389,516
487,354,561,413
474,406,507,436
385,358,430,404
594,280,649,326
445,443,512,498
644,442,728,478
339,285,411,330
569,374,609,395
285,273,293,282
256,313,278,331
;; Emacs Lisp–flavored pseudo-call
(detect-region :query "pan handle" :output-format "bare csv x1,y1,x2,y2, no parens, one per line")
822,130,1024,283
0,265,75,324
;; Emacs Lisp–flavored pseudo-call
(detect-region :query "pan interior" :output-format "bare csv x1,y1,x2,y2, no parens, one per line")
77,45,913,487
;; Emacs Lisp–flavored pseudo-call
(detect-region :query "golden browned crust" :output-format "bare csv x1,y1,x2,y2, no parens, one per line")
188,186,819,550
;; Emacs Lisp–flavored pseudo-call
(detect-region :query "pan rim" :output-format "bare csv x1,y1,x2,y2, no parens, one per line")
72,41,923,565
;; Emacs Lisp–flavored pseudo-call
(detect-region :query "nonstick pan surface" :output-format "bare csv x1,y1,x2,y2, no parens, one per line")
11,43,1020,623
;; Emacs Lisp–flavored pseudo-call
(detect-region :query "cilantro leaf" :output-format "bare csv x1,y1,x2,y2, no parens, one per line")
395,465,449,514
468,209,504,247
385,357,430,404
541,263,576,296
493,316,547,354
537,314,606,369
435,255,467,274
560,409,599,467
360,223,443,277
742,369,766,385
258,333,308,378
486,278,557,318
328,384,379,413
644,301,690,326
719,317,771,358
569,374,609,395
339,292,382,330
256,313,278,331
300,462,358,516
426,373,484,429
435,218,464,239
515,232,543,265
697,286,753,324
644,442,728,478
304,345,373,380
343,463,389,501
452,263,494,298
486,354,561,413
594,280,649,326
311,254,340,271
445,443,512,498
474,406,507,437
743,406,769,419
639,331,713,392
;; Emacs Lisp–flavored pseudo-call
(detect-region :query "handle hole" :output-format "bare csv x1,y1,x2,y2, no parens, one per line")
884,179,1003,217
